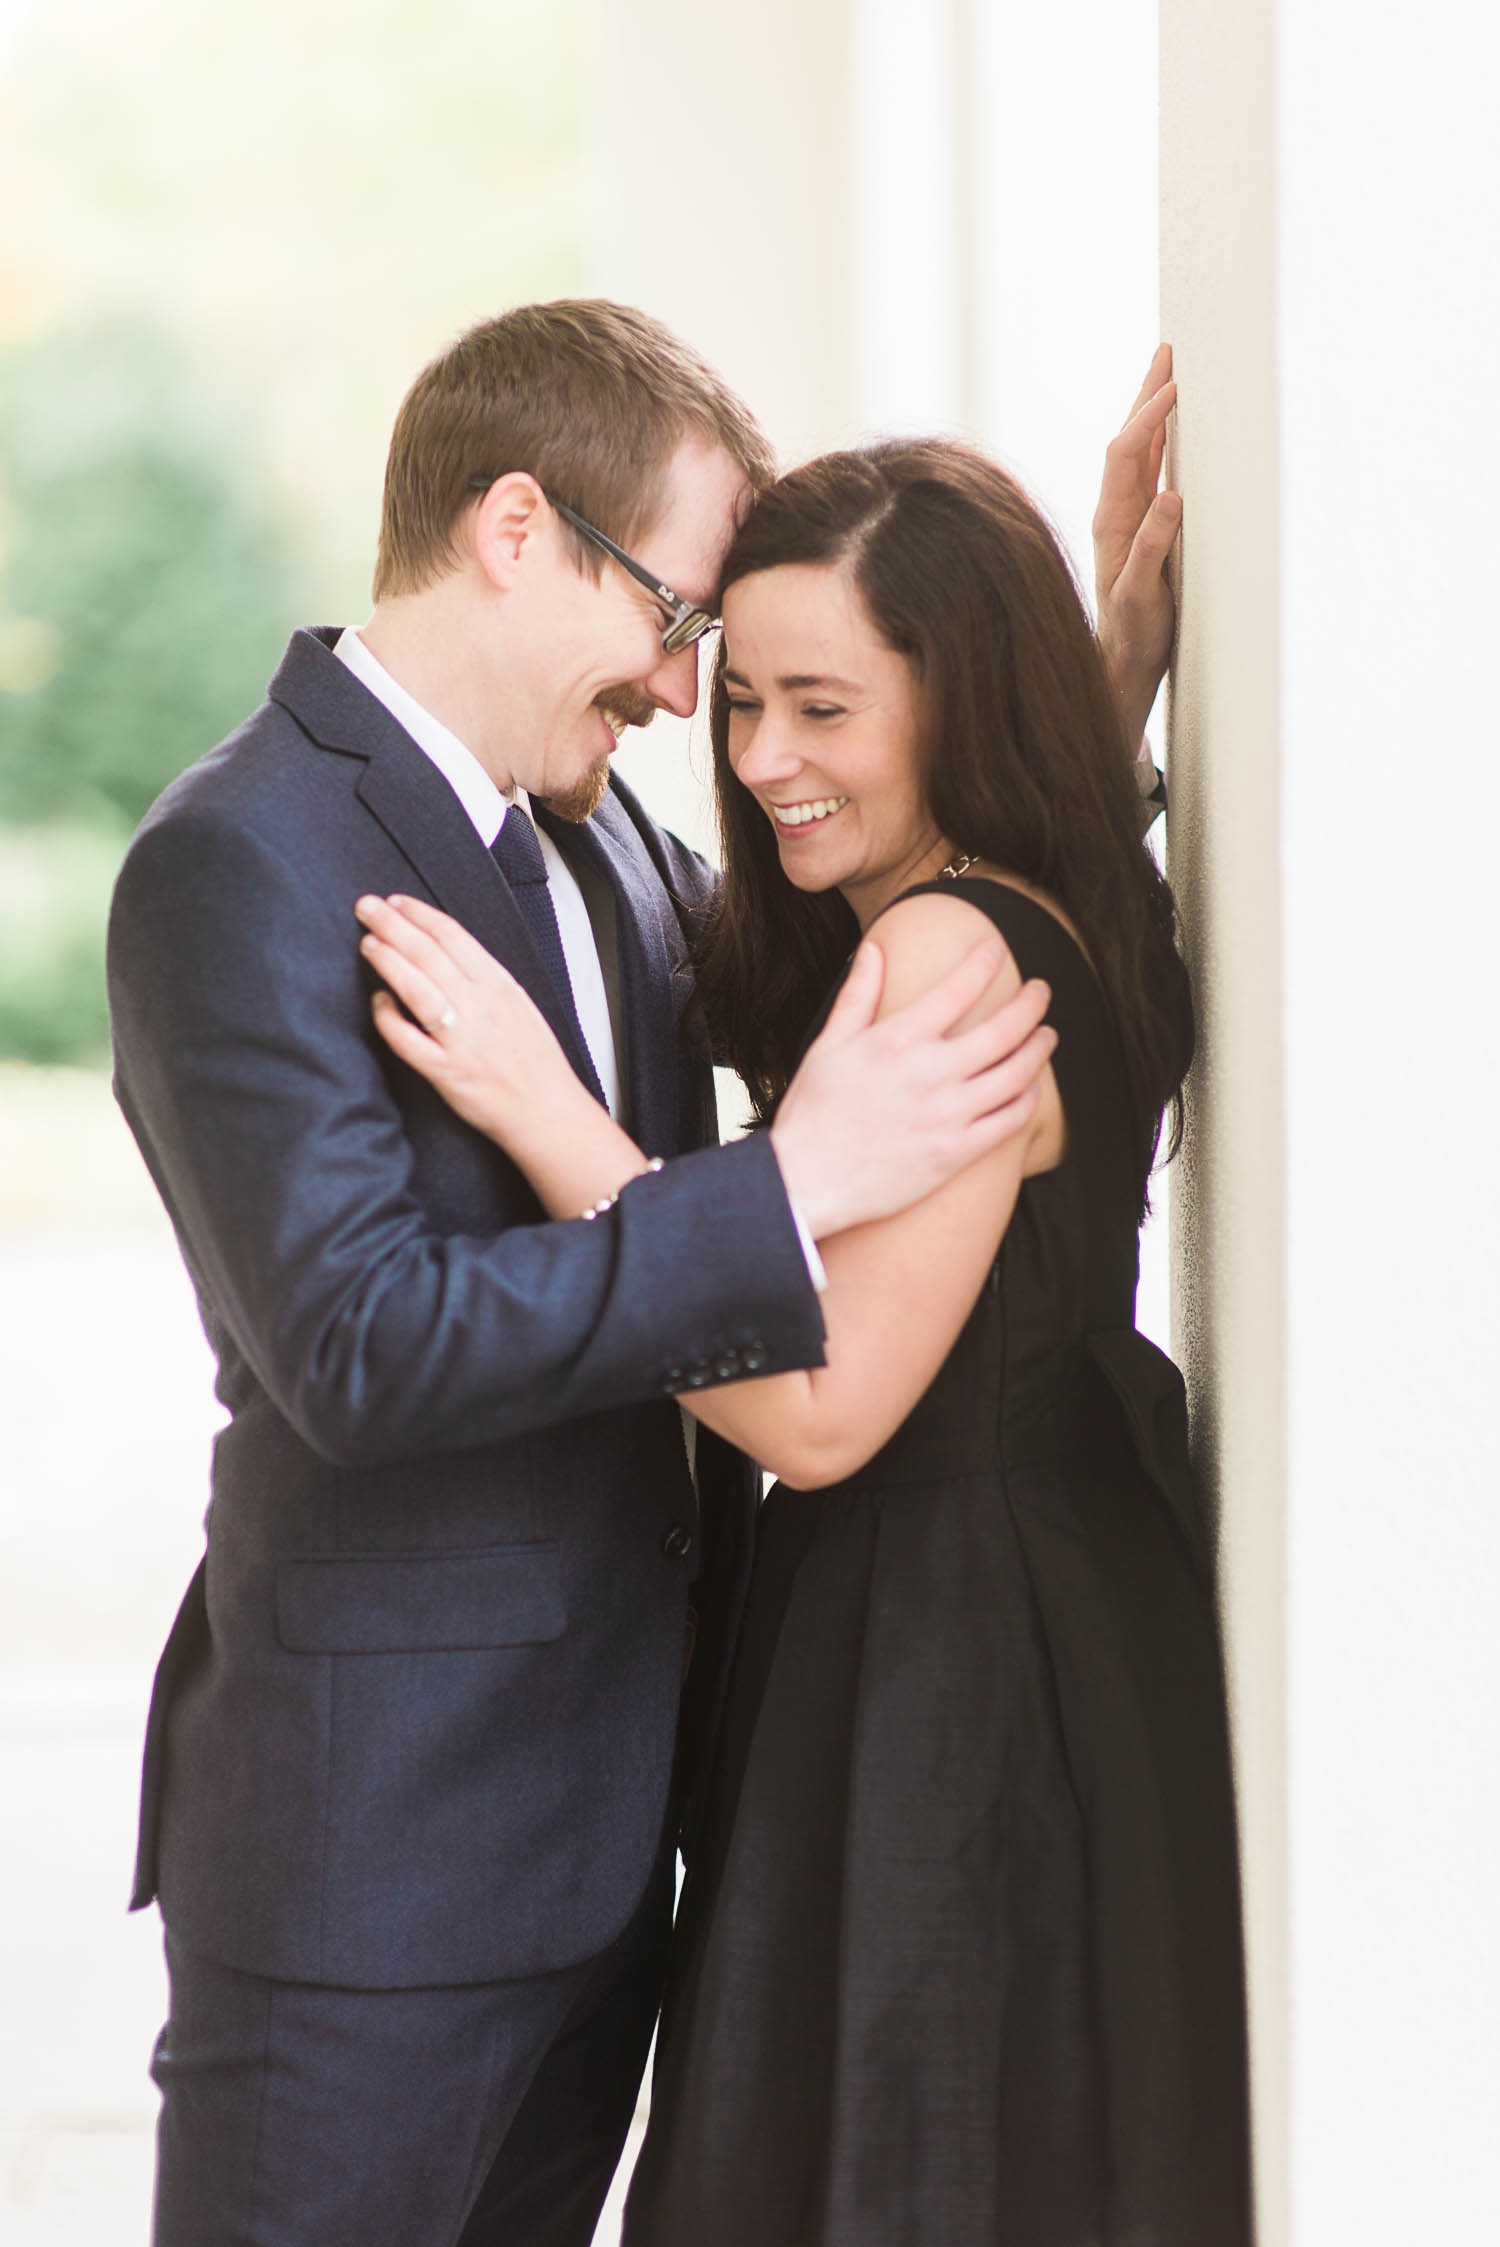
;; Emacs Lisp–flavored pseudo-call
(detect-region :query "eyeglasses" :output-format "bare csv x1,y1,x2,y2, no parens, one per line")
466,479,718,656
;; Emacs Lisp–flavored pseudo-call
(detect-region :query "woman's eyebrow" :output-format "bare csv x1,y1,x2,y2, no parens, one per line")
722,667,861,692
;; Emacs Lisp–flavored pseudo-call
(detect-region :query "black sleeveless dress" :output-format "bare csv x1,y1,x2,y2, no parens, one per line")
623,881,1251,2247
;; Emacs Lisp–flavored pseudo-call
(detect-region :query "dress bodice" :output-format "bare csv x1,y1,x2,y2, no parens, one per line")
833,879,1187,1508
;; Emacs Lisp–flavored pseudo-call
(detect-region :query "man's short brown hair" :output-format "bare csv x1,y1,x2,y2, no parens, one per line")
373,300,775,600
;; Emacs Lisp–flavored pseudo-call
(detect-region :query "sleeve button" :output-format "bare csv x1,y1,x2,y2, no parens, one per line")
742,1344,769,1372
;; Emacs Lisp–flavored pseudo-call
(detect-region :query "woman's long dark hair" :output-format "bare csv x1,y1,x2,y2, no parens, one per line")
692,439,1192,1206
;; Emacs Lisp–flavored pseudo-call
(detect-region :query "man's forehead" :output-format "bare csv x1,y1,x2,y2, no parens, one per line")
642,440,754,605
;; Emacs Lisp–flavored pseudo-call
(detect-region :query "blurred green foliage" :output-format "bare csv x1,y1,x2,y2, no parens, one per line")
0,319,304,1060
0,318,302,832
0,824,122,1064
0,0,591,1066
3,0,592,607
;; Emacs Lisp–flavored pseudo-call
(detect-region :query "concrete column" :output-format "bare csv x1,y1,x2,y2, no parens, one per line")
1159,3,1288,2234
1161,3,1500,2239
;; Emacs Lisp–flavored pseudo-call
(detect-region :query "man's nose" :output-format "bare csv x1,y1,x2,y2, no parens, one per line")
642,642,702,721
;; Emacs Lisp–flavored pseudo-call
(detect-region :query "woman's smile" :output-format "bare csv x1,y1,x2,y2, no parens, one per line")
770,794,851,832
722,562,948,925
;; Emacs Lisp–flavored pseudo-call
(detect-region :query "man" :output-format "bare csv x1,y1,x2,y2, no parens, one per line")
108,302,1176,2247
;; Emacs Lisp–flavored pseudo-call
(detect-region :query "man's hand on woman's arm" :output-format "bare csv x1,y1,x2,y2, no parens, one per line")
768,937,1055,1240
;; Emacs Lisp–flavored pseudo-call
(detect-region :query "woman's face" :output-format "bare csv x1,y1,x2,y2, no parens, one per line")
721,563,952,929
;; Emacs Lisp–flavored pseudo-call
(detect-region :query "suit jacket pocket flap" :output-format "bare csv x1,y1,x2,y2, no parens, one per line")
276,1543,565,1653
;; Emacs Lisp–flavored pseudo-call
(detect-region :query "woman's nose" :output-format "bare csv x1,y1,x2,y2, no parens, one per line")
732,714,802,788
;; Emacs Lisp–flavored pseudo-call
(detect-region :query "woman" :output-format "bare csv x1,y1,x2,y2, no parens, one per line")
356,440,1250,2244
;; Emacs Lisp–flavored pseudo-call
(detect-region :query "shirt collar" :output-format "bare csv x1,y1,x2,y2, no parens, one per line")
333,625,534,849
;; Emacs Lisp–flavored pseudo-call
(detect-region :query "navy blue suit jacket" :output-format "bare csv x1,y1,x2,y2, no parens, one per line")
107,628,825,1990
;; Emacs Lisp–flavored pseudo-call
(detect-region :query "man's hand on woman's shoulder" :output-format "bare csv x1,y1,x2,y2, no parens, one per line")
768,933,1056,1244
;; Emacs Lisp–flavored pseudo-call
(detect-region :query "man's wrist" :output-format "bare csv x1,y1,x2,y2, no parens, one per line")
785,1194,829,1292
768,1116,840,1253
764,1122,830,1288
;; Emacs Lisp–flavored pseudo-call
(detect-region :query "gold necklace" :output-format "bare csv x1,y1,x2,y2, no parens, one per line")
938,851,979,879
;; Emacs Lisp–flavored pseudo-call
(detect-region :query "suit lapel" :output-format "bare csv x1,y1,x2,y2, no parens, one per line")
535,795,685,1159
359,757,619,1103
271,629,608,1099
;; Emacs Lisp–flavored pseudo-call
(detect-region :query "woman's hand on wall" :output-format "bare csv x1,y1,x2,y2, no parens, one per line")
1093,342,1182,752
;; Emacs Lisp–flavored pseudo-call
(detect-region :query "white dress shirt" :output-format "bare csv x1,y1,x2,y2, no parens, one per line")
334,627,619,1117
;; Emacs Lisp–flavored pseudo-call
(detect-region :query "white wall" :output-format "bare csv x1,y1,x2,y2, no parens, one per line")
1279,4,1500,2238
1163,1,1500,2238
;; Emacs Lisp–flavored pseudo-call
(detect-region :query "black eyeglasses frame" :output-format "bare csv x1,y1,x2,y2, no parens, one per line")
465,479,718,657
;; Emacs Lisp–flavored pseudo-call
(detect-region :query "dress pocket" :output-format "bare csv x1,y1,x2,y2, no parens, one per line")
275,1542,565,1653
1084,1328,1209,1574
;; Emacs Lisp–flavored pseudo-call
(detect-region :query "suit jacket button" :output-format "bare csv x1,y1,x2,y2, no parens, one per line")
662,1524,694,1559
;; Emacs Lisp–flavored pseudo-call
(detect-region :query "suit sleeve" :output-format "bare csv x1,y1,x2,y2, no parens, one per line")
107,805,825,1470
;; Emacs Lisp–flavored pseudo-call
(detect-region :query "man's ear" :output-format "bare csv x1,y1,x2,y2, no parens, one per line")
471,472,548,591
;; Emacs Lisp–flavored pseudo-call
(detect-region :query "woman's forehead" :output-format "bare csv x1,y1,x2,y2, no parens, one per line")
722,563,886,675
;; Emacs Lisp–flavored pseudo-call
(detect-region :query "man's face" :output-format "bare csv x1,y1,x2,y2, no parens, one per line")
520,438,752,820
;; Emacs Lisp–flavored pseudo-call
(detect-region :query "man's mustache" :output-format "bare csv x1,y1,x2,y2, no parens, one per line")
595,686,657,732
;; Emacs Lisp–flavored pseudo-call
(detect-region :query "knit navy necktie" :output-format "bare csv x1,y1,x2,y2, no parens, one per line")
490,808,604,1103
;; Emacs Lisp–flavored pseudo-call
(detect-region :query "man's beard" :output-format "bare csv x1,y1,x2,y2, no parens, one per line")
537,686,656,824
539,756,613,824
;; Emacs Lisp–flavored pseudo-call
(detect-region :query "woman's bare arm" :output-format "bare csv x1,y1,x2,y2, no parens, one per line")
681,889,1061,1485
